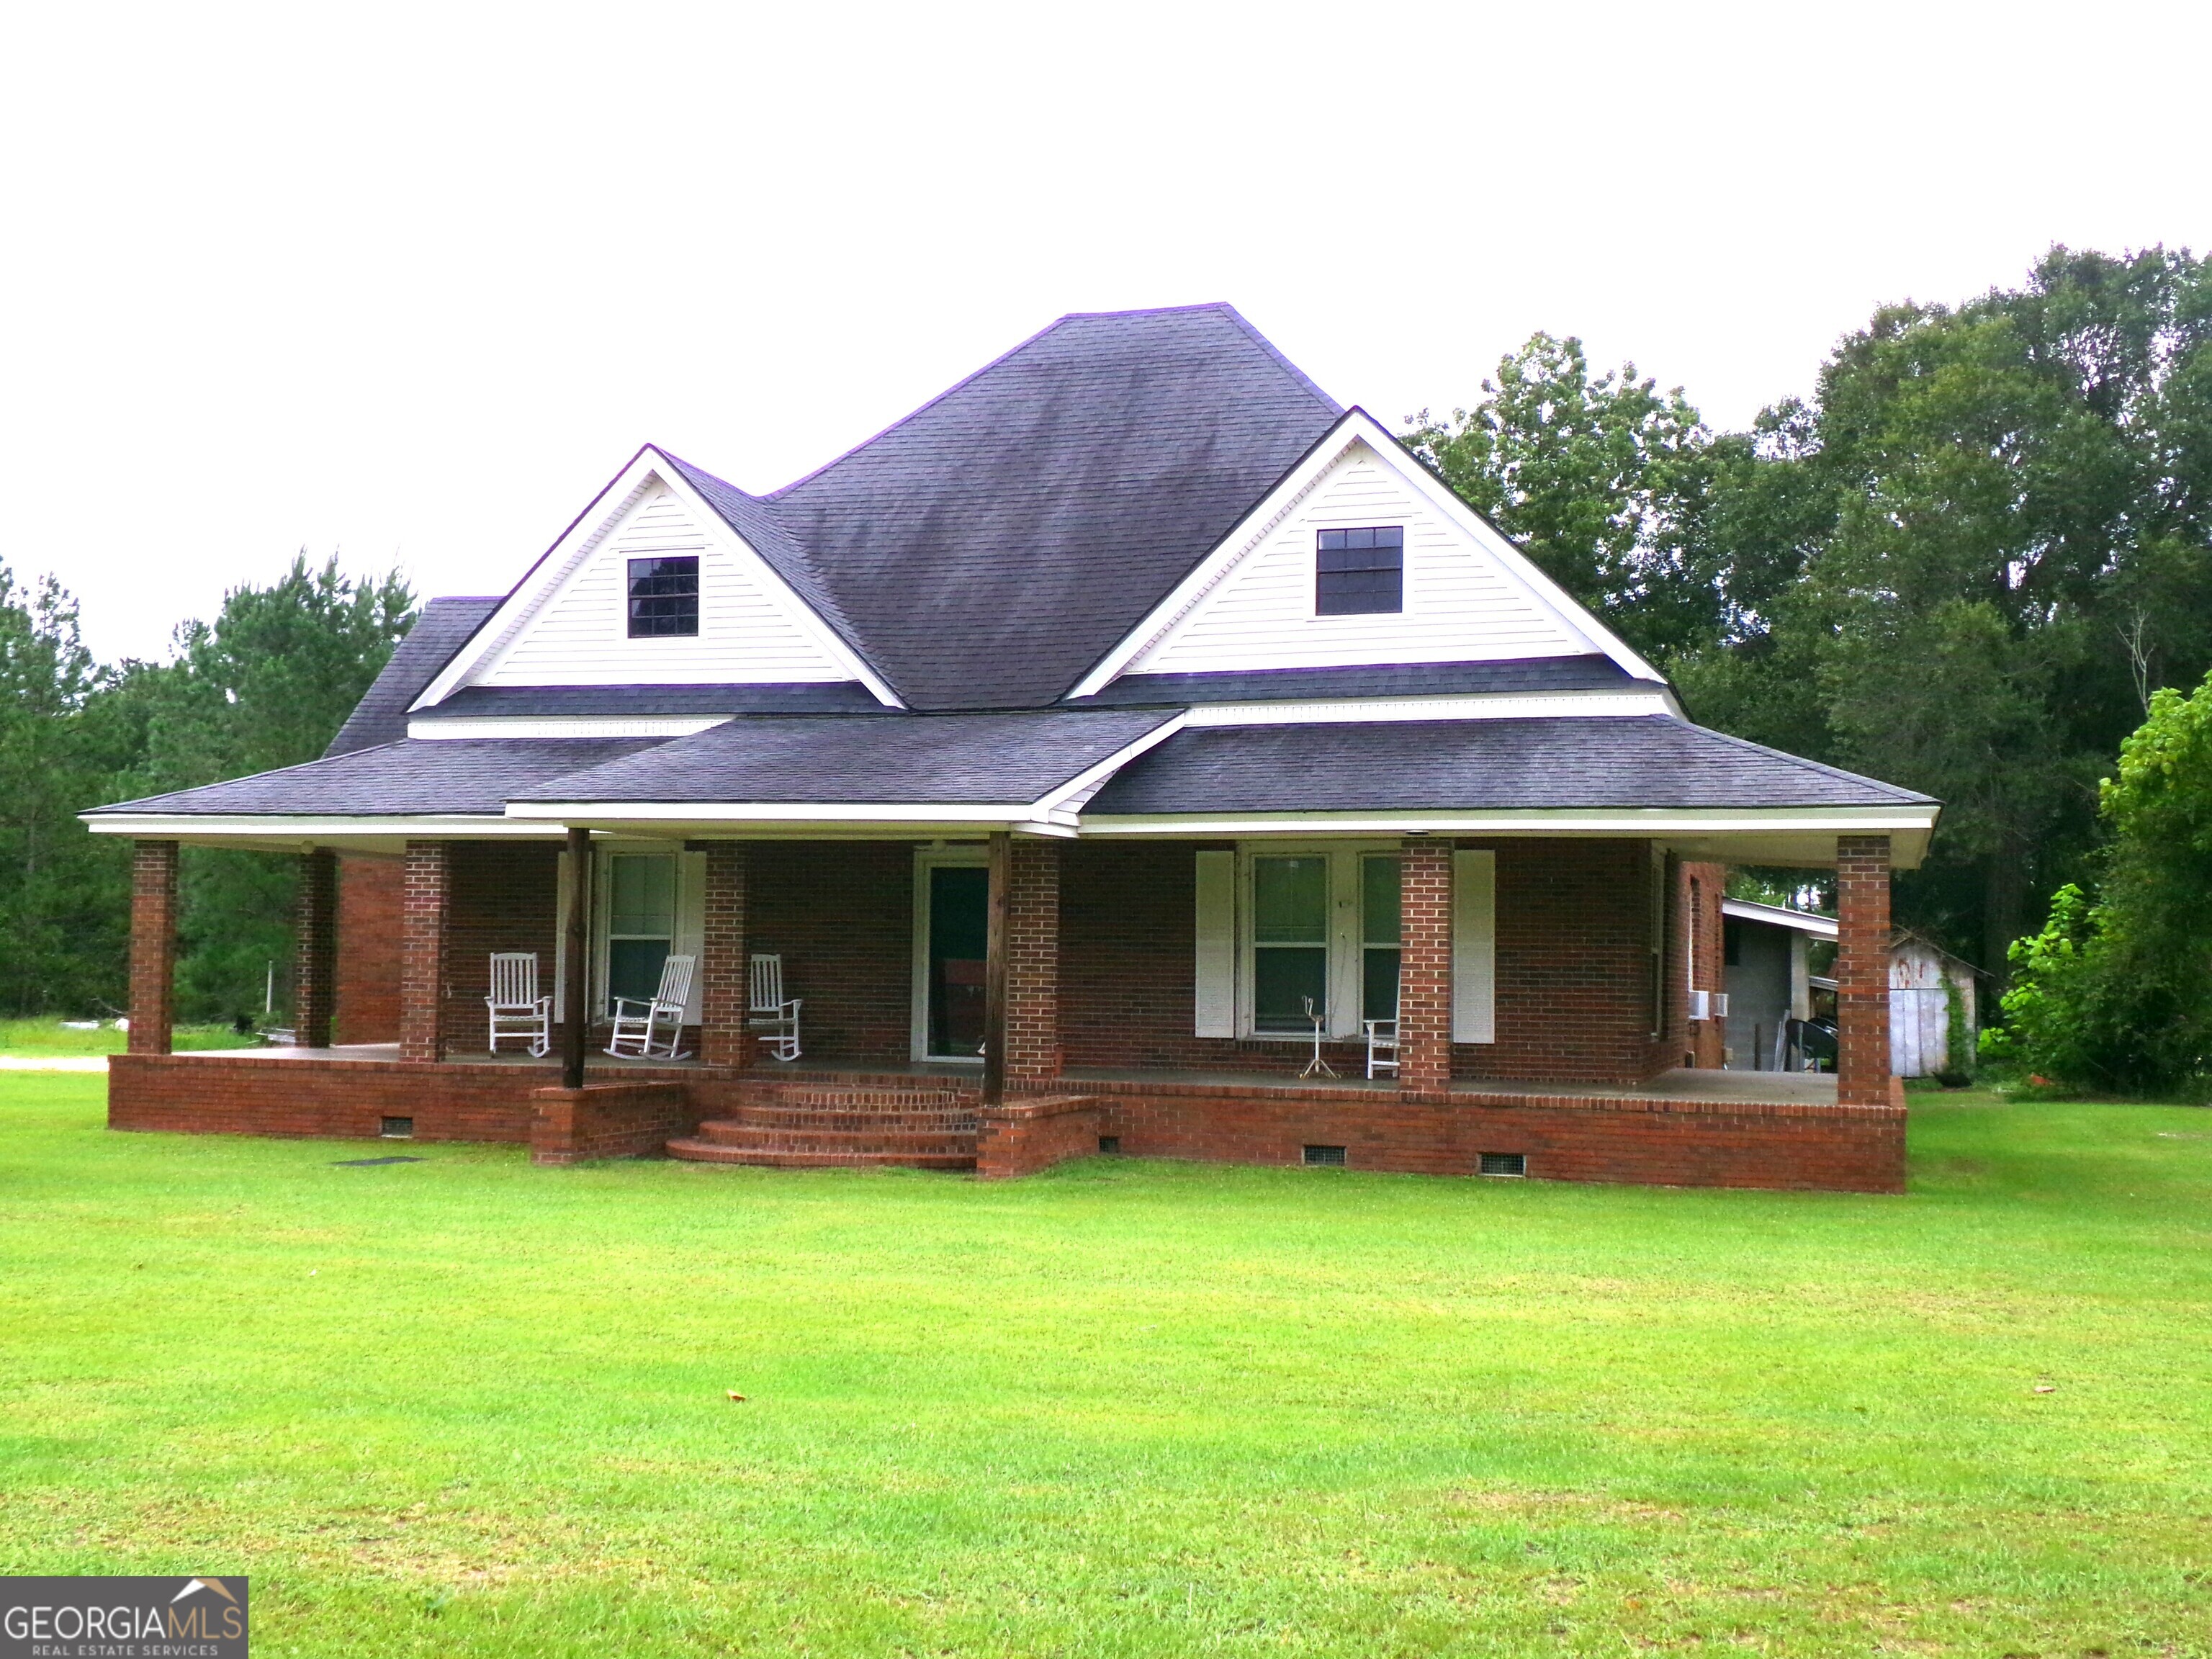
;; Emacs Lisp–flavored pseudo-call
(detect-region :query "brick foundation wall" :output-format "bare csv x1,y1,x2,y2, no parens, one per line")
975,1094,1101,1179
1085,1077,1905,1193
336,855,403,1045
127,840,178,1056
530,1082,699,1164
747,840,915,1064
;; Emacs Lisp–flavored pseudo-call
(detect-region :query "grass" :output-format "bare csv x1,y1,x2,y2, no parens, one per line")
2,1079,2210,1655
0,1017,248,1056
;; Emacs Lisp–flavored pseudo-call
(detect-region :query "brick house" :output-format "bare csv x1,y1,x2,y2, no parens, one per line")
85,306,1936,1189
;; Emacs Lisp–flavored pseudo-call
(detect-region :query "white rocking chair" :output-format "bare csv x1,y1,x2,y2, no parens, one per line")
747,953,804,1061
485,952,552,1057
1364,1012,1400,1079
605,953,696,1061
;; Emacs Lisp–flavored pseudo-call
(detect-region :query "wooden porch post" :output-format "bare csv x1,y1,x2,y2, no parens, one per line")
399,840,449,1064
1397,837,1455,1102
295,848,338,1050
127,839,179,1056
560,827,591,1089
982,831,1009,1106
698,841,748,1069
1836,834,1893,1106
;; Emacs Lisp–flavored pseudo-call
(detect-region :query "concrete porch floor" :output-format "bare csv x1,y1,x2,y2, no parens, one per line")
163,1044,1838,1105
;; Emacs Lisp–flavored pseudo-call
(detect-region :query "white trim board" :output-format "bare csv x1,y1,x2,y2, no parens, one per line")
1067,410,1667,699
1722,898,1839,938
1177,691,1676,727
409,716,732,740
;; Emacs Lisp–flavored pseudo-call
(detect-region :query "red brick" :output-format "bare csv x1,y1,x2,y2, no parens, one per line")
1836,835,1892,1107
127,840,178,1056
336,855,403,1044
295,850,338,1050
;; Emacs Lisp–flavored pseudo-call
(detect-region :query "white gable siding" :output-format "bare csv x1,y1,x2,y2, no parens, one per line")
1120,439,1584,678
477,484,850,687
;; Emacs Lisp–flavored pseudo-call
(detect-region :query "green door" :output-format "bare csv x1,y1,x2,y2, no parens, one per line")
927,866,989,1058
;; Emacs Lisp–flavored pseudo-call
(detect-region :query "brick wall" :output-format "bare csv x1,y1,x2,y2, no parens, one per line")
746,840,915,1064
441,841,561,1054
1005,838,1061,1089
336,855,403,1045
127,840,178,1056
699,842,749,1067
1398,839,1452,1098
400,841,449,1063
1062,840,1677,1085
1836,835,1892,1107
295,850,338,1049
1085,1076,1905,1193
530,1082,699,1164
975,1094,1101,1179
1672,859,1728,1071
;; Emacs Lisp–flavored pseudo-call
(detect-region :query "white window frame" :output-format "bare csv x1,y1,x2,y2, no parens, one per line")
910,844,990,1064
1236,841,1401,1040
589,842,703,1022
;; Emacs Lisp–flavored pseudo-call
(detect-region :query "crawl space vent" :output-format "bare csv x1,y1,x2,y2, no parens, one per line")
1303,1144,1347,1168
380,1116,415,1139
1478,1151,1526,1177
1097,1136,1120,1155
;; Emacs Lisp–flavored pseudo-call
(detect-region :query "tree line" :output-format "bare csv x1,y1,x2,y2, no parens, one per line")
1,245,2206,1082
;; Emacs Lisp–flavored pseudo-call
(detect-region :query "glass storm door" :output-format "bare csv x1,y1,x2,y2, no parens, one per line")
606,853,676,1008
1252,855,1329,1033
926,865,989,1058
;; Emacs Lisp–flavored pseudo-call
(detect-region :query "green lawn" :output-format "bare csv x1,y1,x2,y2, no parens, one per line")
3,1078,2209,1655
0,1017,246,1056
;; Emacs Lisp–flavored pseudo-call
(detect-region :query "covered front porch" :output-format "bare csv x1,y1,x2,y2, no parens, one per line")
108,827,1902,1190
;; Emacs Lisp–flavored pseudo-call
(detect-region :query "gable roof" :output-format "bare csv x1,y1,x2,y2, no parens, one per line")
325,595,501,756
762,304,1343,710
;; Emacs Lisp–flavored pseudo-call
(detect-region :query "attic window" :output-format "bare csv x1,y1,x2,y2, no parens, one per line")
628,557,699,637
1316,527,1403,616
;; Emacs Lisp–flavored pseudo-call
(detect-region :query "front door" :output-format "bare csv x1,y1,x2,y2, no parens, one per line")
925,864,989,1058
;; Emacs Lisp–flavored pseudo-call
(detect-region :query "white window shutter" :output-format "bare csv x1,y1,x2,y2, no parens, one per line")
1452,849,1495,1043
1193,850,1236,1037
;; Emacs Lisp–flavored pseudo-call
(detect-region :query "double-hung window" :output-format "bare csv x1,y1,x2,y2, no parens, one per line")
1245,848,1403,1036
606,853,676,1006
1316,526,1403,615
627,556,699,637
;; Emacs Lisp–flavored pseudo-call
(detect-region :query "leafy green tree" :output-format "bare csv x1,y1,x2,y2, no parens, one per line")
1982,668,2212,1090
1404,333,1725,662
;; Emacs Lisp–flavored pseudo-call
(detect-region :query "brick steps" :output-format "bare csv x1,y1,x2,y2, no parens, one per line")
669,1118,977,1170
702,1109,979,1137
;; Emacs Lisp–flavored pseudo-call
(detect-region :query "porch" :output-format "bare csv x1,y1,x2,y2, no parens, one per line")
110,829,1902,1190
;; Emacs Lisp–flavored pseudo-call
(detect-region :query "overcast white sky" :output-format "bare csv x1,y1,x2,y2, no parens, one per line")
4,1,2206,662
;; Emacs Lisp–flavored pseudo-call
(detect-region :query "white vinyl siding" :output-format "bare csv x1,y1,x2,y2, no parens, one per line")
479,485,851,686
1452,848,1495,1043
1123,439,1583,678
1192,850,1236,1037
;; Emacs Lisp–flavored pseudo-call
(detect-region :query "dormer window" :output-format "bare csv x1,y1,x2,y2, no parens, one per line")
1316,527,1403,616
628,557,699,637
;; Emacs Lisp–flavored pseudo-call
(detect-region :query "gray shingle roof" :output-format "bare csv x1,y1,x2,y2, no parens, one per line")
508,711,1179,806
416,683,886,719
763,305,1342,710
1066,655,1637,706
325,596,500,756
92,738,666,818
1081,717,1938,816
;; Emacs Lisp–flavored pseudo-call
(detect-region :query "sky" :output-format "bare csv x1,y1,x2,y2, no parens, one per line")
4,1,2207,662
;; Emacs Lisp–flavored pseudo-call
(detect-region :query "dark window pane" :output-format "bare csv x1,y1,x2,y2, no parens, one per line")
1255,946,1328,1032
1316,526,1405,615
627,556,699,637
1318,529,1346,551
1362,855,1401,945
1363,947,1401,1024
1253,856,1328,943
608,938,671,1005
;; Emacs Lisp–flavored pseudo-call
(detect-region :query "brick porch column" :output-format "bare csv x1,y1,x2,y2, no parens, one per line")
400,840,450,1064
127,839,179,1056
295,848,338,1050
1836,834,1892,1106
1004,837,1061,1093
699,842,749,1069
1398,837,1453,1102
